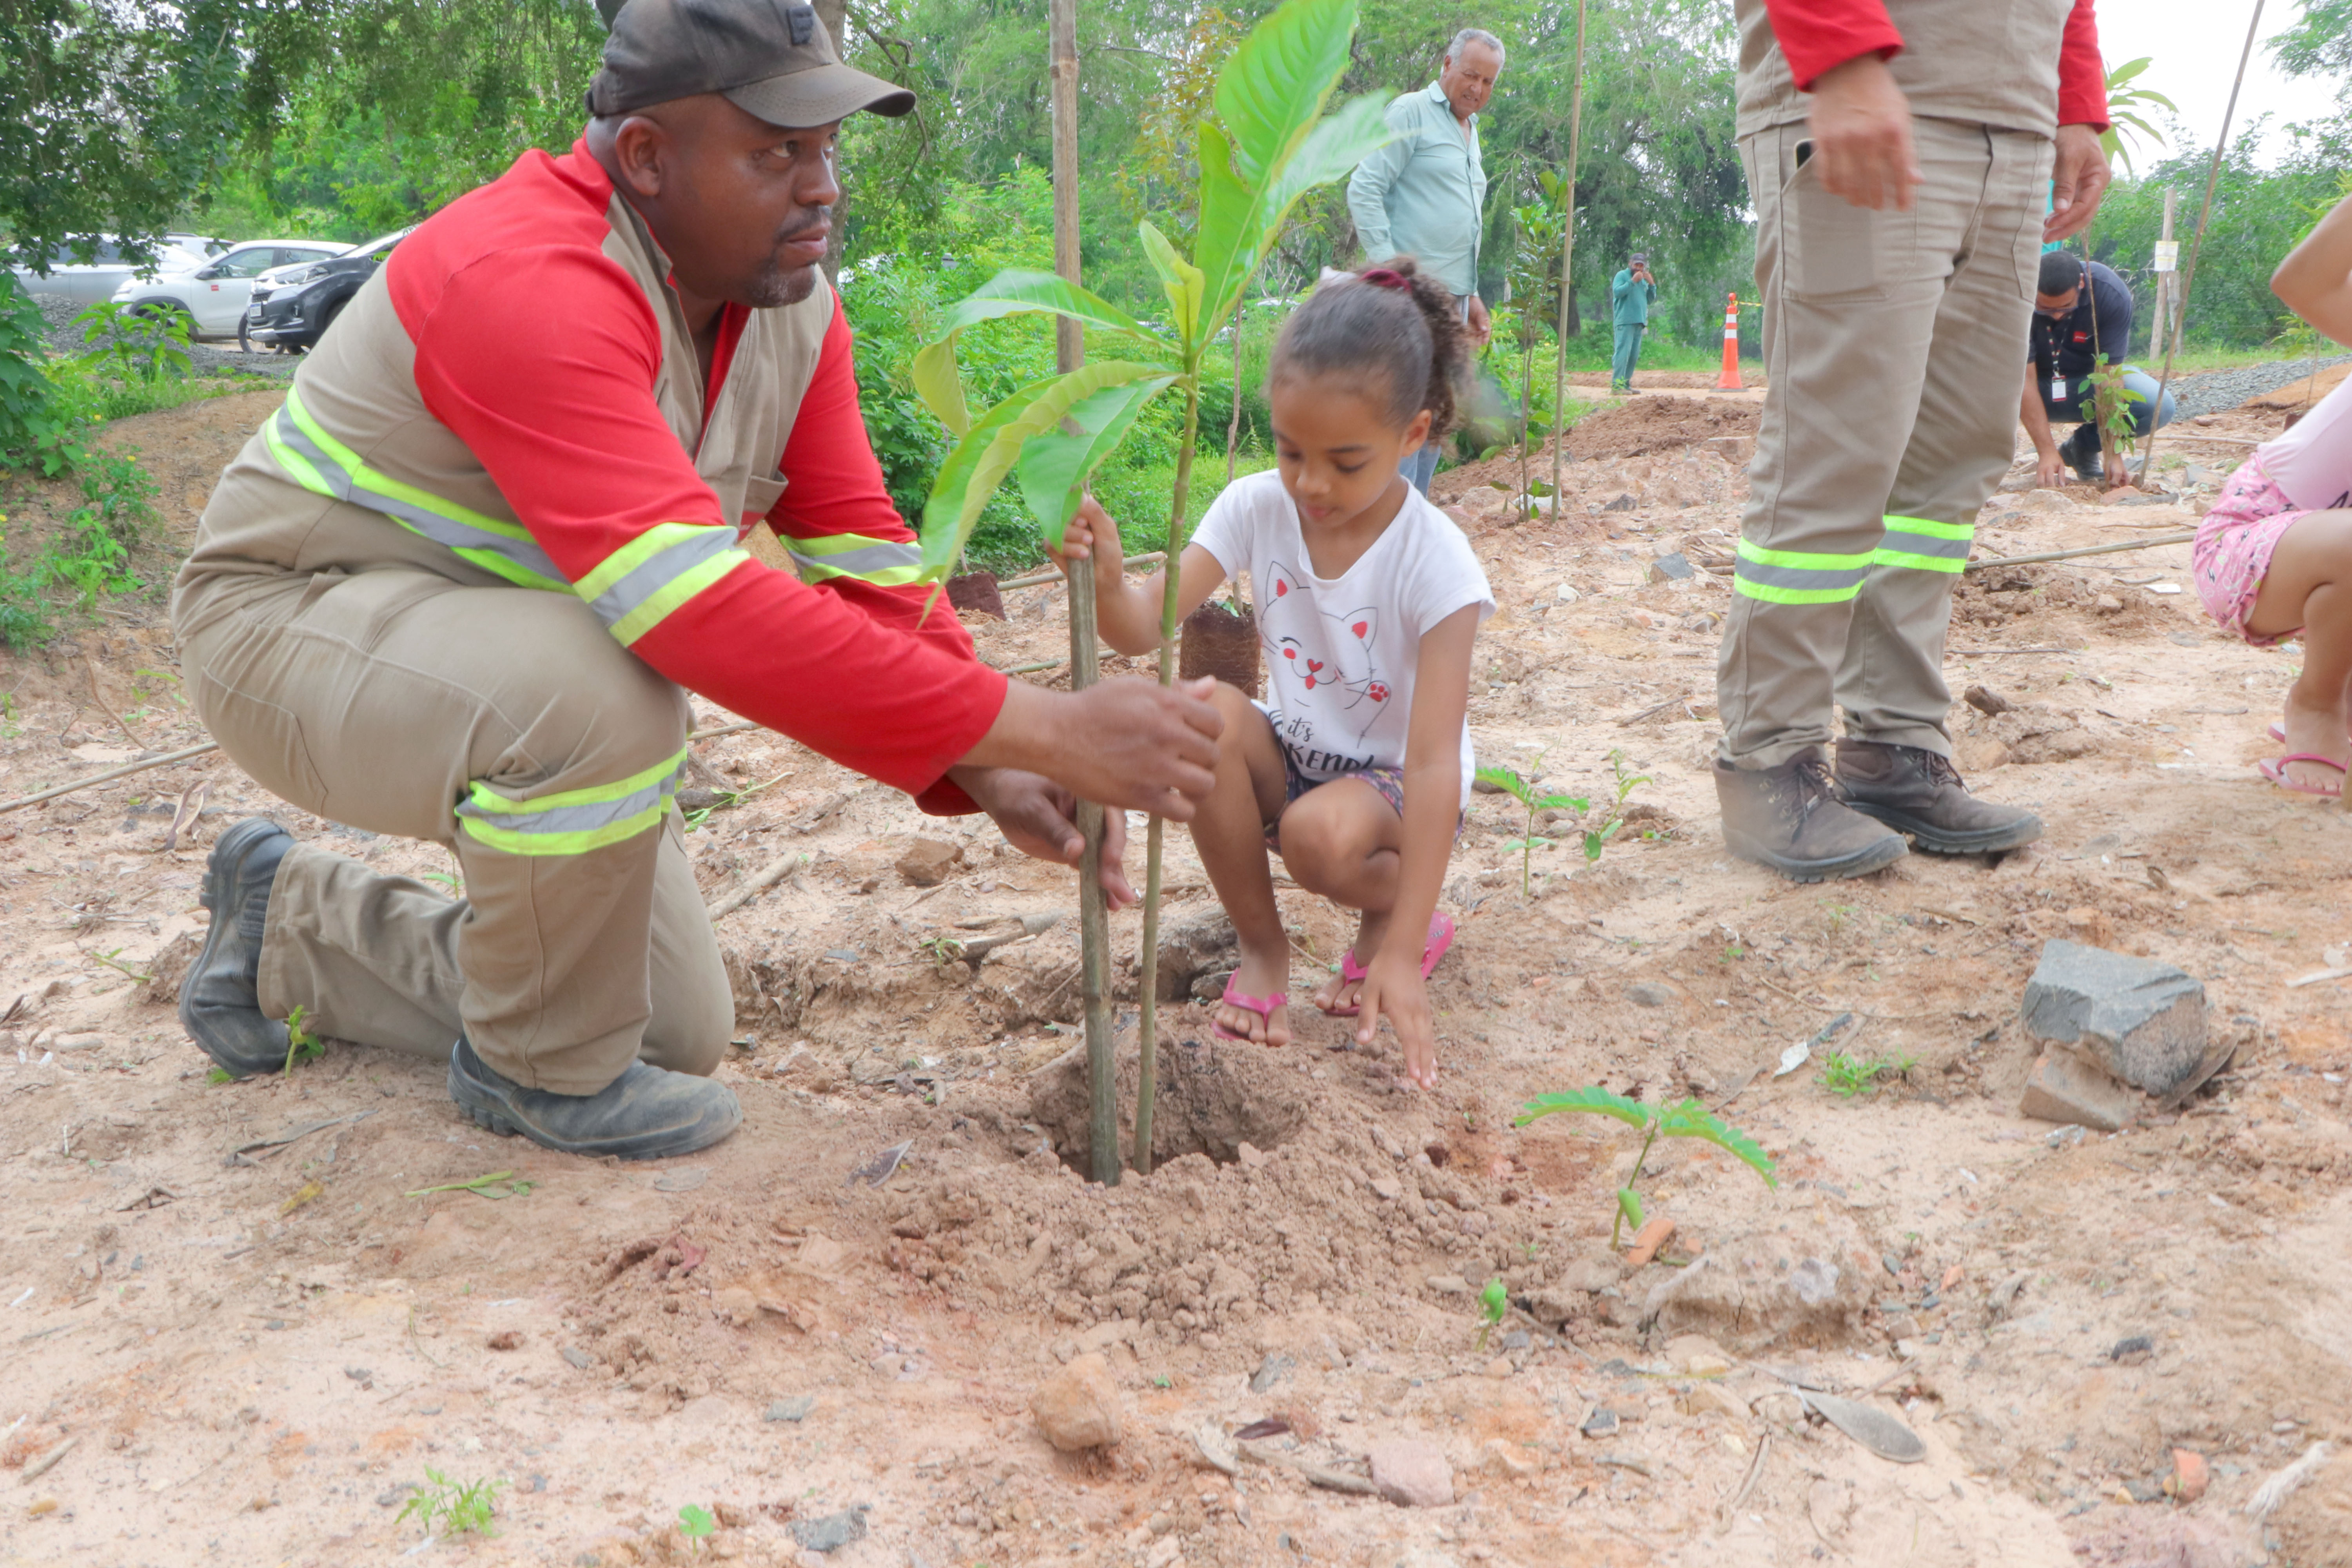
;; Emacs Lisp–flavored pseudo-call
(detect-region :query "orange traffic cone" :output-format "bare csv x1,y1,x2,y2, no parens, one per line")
1716,292,1744,390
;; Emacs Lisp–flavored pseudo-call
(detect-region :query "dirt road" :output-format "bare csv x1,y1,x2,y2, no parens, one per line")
0,388,2345,1567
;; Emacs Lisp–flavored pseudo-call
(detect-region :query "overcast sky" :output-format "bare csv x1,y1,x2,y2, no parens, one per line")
2097,0,2341,167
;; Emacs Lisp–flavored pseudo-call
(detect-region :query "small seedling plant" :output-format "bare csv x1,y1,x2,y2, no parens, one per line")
1474,753,1588,896
1474,1276,1508,1352
1820,1050,1915,1098
678,1503,716,1551
1581,748,1653,862
913,0,1394,1180
1514,1087,1778,1248
281,1003,325,1076
397,1469,505,1539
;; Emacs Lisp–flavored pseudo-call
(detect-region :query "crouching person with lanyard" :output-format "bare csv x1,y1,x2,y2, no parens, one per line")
169,0,1221,1160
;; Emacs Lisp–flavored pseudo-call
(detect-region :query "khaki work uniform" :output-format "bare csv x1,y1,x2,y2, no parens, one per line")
1718,0,2066,768
173,200,852,1095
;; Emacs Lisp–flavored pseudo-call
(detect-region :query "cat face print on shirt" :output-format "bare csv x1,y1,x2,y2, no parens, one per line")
1259,559,1389,736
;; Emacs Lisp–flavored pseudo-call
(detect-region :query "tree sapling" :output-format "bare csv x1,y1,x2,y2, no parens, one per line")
913,0,1395,1179
1514,1087,1777,1248
1474,752,1588,897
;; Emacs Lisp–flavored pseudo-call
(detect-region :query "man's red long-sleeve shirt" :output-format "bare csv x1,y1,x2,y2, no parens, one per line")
387,144,1001,812
1764,0,2110,129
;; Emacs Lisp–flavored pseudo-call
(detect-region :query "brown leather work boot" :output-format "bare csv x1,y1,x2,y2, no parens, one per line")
1835,739,2044,855
1715,754,1907,882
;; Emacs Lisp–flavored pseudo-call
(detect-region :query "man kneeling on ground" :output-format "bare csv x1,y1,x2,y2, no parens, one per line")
2024,250,2176,488
170,0,1221,1161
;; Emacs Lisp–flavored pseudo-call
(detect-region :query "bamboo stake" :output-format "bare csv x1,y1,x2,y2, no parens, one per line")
1133,381,1202,1178
1049,0,1118,1188
0,741,220,814
2138,0,2263,486
1546,0,1588,507
1966,530,2194,570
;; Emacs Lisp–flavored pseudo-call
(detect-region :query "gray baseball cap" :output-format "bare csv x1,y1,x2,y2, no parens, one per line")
588,0,915,126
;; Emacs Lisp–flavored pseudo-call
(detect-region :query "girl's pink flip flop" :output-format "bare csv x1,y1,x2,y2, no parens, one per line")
2259,753,2346,797
1326,911,1456,1018
1211,983,1287,1043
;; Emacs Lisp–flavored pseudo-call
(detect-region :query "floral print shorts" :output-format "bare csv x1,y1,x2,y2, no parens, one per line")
2192,452,2312,647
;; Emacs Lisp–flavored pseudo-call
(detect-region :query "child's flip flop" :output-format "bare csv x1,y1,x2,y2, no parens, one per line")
1325,911,1457,1018
2259,753,2347,797
1211,983,1287,1043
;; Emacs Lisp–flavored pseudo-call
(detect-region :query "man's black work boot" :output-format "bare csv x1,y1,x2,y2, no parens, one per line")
2061,425,2104,486
1715,754,1907,882
448,1039,742,1160
1835,739,2043,855
180,817,294,1078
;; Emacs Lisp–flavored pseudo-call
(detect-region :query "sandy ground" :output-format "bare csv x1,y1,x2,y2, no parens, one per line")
0,385,2347,1568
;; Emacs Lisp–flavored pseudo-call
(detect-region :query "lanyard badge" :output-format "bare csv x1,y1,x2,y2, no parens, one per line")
2050,374,2067,403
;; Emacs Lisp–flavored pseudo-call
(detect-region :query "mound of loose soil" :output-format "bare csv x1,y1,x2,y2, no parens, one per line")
5,383,2352,1567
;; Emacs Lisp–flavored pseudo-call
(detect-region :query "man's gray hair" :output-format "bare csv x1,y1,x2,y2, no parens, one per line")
1447,27,1505,64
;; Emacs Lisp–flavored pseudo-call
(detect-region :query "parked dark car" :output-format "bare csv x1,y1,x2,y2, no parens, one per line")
242,227,412,352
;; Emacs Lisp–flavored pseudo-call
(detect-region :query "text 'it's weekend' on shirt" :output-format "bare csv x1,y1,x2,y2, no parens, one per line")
1191,469,1497,806
2261,371,2352,512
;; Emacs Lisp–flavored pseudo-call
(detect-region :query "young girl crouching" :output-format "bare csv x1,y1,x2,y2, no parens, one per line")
2193,191,2352,795
1053,260,1494,1090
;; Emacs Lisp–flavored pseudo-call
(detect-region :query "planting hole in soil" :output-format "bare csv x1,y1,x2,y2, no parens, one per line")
1027,1032,1310,1174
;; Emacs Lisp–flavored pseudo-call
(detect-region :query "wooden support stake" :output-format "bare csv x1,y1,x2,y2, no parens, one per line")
1049,0,1118,1187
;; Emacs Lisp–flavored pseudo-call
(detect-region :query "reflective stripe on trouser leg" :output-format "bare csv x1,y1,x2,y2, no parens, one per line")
1732,538,1873,604
453,746,689,857
1871,515,1974,573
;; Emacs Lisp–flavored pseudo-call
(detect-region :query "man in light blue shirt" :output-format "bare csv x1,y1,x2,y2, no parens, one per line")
1610,253,1658,392
1347,27,1504,493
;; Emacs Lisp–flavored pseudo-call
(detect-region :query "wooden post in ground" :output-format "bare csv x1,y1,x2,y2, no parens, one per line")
2151,187,2176,363
1546,0,1588,506
2142,0,2265,493
1049,0,1118,1186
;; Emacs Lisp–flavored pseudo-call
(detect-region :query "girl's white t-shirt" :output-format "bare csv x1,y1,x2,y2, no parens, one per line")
1191,470,1496,806
2263,372,2352,511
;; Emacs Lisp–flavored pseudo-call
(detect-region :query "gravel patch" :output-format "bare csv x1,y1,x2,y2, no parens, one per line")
2163,352,2352,418
31,292,298,381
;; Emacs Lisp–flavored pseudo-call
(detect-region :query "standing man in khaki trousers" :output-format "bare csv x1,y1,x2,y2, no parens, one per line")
1714,0,2112,880
171,0,1222,1159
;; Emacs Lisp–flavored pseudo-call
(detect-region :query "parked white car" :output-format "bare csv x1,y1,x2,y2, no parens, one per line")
7,234,227,305
112,239,344,338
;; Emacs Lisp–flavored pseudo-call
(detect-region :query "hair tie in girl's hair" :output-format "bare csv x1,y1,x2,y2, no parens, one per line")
1359,268,1413,292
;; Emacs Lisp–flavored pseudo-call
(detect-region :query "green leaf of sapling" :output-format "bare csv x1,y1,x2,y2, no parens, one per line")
1514,1085,1655,1131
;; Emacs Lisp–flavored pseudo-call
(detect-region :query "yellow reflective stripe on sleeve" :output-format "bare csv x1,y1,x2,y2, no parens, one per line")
573,521,752,645
608,547,750,645
267,388,570,593
785,531,926,587
454,746,687,857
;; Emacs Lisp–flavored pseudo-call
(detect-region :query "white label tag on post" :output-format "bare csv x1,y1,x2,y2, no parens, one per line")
2152,240,2180,273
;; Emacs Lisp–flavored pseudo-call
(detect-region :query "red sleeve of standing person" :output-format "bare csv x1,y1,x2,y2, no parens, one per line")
2057,0,2111,130
1765,0,2109,129
1760,0,1906,91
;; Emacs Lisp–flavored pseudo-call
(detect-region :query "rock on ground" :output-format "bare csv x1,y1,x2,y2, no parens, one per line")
2021,940,2207,1096
1367,1438,1454,1508
2019,1047,2145,1132
1031,1351,1122,1451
